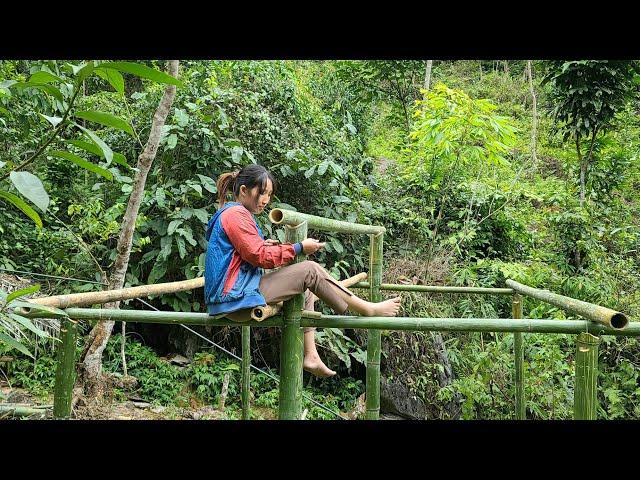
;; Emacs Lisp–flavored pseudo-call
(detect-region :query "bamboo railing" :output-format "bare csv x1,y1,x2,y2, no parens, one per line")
19,208,637,421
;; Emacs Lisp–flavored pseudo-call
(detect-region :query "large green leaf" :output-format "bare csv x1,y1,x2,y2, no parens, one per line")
95,67,125,94
9,313,49,338
6,284,40,304
75,124,113,165
100,62,183,87
75,110,134,136
13,82,64,102
66,139,129,168
29,71,63,84
49,150,113,180
0,332,33,358
0,190,43,228
9,171,49,213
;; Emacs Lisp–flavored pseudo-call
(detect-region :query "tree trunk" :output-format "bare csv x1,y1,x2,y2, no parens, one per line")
526,60,538,167
423,60,433,91
79,60,180,398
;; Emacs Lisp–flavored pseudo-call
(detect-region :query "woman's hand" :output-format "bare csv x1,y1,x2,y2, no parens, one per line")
301,238,326,254
264,239,280,246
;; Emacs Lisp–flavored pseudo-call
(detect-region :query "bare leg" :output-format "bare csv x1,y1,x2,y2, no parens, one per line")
303,330,336,378
338,290,402,317
302,290,336,378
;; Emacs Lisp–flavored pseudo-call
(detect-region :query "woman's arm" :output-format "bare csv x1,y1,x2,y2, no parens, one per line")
221,206,298,268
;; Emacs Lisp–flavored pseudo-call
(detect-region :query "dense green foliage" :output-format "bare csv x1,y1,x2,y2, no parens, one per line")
2,59,640,419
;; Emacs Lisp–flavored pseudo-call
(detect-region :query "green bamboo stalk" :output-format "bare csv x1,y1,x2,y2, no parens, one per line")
512,294,525,420
269,208,385,235
53,318,78,419
25,308,640,337
0,404,50,418
506,279,629,329
352,283,513,295
366,232,383,420
574,332,600,420
241,325,251,420
279,222,307,420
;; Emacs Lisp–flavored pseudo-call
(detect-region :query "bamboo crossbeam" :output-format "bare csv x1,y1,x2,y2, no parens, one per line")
269,208,385,235
505,279,629,330
352,282,514,295
250,272,368,321
28,277,205,309
24,308,640,336
0,404,50,418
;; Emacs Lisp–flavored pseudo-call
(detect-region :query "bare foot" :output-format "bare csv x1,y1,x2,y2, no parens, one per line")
372,296,402,317
303,354,336,378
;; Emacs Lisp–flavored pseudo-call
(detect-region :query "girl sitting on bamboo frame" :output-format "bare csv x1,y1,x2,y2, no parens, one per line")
204,164,401,377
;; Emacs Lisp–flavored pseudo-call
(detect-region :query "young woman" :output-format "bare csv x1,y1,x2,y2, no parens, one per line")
204,164,402,377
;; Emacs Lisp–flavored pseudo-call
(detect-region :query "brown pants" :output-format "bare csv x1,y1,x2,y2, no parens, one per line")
225,261,352,330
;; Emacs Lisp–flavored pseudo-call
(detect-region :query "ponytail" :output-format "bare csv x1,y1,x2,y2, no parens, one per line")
215,165,277,209
216,170,240,208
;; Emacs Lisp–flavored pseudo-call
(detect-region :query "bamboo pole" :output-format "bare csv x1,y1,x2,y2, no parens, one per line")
279,222,307,420
0,404,50,418
250,272,368,321
269,208,385,235
366,232,383,420
512,294,525,419
352,283,513,295
574,332,600,420
28,277,204,309
241,325,251,420
53,318,78,419
505,279,629,329
24,308,640,336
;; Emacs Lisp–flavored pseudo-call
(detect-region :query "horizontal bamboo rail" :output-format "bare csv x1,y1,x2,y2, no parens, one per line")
505,279,629,330
352,282,514,295
269,208,385,235
22,308,640,336
29,277,204,308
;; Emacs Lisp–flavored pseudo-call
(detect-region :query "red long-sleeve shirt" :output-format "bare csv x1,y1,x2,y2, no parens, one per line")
220,205,296,294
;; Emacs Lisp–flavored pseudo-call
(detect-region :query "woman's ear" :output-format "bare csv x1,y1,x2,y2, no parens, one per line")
239,185,247,197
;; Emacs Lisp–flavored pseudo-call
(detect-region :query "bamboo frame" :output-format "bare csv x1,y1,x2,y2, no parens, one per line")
574,332,600,420
23,308,640,336
269,208,385,235
506,279,629,329
352,283,513,295
278,222,307,420
53,318,78,419
512,294,525,420
366,233,383,420
241,325,251,420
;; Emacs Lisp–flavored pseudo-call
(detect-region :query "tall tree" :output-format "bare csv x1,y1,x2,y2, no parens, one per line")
526,60,538,167
543,60,639,207
423,60,433,91
79,60,180,397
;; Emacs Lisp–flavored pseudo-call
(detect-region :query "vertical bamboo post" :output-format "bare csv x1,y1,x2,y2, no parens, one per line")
366,232,383,420
241,325,251,420
278,221,307,420
53,318,78,419
512,294,525,419
574,332,600,420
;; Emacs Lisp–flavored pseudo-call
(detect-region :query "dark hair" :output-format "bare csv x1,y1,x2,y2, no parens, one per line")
216,164,277,208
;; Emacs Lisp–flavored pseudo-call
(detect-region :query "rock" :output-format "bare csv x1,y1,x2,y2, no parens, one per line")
167,353,190,366
380,377,428,420
133,401,151,409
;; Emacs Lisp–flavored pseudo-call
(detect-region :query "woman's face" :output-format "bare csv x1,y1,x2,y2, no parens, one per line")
240,178,273,214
